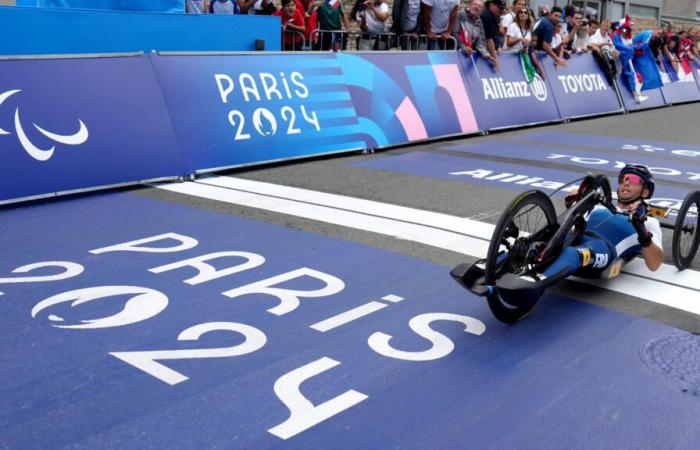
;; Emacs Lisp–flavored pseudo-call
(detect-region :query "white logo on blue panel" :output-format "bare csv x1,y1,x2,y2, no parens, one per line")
0,89,89,162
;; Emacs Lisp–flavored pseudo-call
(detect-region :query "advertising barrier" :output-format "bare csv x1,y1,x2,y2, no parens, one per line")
542,52,623,118
2,50,700,205
336,52,479,148
459,52,560,130
660,66,700,105
152,51,480,174
0,55,184,204
151,52,367,173
615,64,666,111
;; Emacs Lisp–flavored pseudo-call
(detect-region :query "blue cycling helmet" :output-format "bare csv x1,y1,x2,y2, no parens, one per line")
618,164,655,200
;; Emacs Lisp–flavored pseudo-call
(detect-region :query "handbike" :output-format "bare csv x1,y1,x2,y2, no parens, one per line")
450,174,700,324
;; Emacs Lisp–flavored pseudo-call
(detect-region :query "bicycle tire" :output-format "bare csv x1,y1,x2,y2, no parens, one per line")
484,190,558,323
672,190,700,270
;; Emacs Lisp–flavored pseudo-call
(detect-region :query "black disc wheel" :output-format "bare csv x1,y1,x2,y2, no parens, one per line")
672,190,700,271
484,190,558,323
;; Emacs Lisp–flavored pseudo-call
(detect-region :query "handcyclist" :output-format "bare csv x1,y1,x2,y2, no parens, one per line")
533,164,663,282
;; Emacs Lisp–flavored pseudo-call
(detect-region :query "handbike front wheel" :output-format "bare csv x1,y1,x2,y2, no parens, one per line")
672,190,700,270
485,190,558,323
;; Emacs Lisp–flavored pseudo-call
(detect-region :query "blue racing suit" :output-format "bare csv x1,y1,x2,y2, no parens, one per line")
541,205,663,278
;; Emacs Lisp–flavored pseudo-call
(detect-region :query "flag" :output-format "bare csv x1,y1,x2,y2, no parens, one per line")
678,37,694,80
326,0,341,9
458,23,472,49
520,52,536,83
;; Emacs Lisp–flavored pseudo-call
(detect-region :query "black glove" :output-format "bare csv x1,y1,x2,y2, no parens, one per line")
630,202,653,248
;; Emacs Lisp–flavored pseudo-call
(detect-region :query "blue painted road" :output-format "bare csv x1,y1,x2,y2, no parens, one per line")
353,151,690,210
1,193,699,449
444,141,700,184
520,132,700,158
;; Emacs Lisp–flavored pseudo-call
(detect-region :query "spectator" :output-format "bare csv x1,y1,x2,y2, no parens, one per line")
551,20,565,56
564,8,583,51
590,19,617,84
422,0,459,50
186,0,208,13
572,22,591,52
662,33,681,78
500,0,526,41
275,0,306,49
308,0,351,51
353,0,390,50
692,28,700,60
503,6,531,53
532,4,547,34
588,18,598,36
559,4,574,42
392,0,424,50
648,24,665,68
237,0,256,13
212,0,239,14
665,20,675,39
677,29,695,79
252,0,277,14
531,5,566,71
457,0,496,67
480,0,505,61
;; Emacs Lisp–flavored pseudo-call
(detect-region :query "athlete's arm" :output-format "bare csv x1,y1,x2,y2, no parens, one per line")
633,207,663,271
640,241,663,271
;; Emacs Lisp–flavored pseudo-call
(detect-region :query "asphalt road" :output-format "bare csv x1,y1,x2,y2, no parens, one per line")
3,102,699,449
140,102,700,334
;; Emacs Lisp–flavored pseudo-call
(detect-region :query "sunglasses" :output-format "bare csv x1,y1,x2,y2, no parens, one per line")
618,173,644,186
518,11,529,15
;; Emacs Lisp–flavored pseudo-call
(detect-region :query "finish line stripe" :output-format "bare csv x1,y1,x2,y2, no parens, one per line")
153,177,700,316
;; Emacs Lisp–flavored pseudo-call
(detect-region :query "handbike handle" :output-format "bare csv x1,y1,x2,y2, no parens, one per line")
540,189,601,263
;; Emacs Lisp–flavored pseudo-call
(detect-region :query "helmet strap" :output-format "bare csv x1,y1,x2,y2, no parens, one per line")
617,194,641,205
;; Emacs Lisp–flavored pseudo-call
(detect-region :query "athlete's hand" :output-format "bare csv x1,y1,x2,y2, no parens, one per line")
630,202,647,225
564,191,579,209
630,202,653,247
565,178,590,208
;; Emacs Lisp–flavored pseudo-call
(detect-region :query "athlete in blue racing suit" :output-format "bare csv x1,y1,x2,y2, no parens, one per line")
538,164,664,281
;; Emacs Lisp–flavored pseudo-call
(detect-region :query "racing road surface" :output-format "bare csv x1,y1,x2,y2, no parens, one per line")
2,103,700,449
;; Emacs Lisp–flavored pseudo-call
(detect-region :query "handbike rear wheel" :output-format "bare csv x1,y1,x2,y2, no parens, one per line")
672,190,700,270
484,190,558,323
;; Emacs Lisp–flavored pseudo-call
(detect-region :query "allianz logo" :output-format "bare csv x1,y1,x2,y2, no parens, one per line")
482,76,548,102
0,89,89,162
557,73,608,94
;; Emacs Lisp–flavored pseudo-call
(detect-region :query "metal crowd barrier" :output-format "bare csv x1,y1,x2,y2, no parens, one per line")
305,29,458,52
281,29,308,51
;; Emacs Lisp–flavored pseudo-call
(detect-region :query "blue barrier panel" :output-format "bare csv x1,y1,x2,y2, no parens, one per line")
660,72,700,105
542,53,623,118
32,0,184,12
0,55,184,204
459,52,560,130
0,6,280,54
336,52,480,148
616,67,665,112
151,53,366,173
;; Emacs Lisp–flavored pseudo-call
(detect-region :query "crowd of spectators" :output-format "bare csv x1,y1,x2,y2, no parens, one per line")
185,0,700,65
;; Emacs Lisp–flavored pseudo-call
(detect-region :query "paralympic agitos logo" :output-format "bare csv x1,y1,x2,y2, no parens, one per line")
0,89,89,162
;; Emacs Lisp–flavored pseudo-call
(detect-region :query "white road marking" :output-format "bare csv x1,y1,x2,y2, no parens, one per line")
154,177,700,316
310,301,389,332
